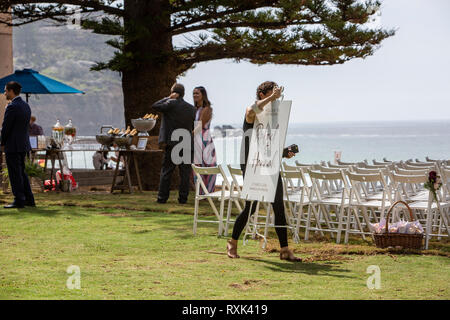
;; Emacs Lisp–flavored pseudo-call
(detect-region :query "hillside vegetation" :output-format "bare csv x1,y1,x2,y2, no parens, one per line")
13,21,125,135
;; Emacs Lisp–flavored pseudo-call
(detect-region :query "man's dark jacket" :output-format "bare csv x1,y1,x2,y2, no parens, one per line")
1,96,32,153
152,97,196,146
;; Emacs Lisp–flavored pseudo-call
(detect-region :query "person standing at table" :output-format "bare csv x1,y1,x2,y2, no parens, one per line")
1,81,35,208
152,83,196,204
29,115,44,136
193,86,217,194
226,81,301,262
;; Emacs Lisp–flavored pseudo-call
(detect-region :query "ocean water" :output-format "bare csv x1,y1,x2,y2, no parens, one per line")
213,120,450,167
59,120,449,170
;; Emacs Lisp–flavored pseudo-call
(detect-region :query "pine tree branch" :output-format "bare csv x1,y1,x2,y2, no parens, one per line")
172,18,321,36
178,42,370,66
81,16,124,35
175,22,394,66
170,0,277,31
0,6,98,26
0,1,124,18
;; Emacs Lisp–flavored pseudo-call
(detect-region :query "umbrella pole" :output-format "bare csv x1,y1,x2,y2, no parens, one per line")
26,93,30,103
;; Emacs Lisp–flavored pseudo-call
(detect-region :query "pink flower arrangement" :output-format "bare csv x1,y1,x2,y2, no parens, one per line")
424,170,442,202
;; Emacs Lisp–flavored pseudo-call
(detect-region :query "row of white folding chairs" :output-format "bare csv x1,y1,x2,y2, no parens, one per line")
294,157,449,206
282,166,389,244
295,160,449,208
267,161,448,244
304,159,450,206
283,163,449,248
192,162,449,249
305,160,449,203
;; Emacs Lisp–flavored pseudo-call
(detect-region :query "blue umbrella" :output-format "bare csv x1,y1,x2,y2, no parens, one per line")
0,68,84,102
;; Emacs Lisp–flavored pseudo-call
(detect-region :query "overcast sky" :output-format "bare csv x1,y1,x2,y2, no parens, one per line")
176,0,450,125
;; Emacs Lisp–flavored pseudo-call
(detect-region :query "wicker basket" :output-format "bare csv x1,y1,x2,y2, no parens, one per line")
373,201,424,249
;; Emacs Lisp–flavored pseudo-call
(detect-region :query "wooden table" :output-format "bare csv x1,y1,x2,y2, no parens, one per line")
34,148,99,192
1,148,159,193
42,148,72,191
110,149,160,194
1,148,68,192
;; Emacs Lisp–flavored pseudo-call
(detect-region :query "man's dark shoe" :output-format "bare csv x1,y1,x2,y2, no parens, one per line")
25,201,36,207
4,202,25,209
178,199,187,204
157,199,167,204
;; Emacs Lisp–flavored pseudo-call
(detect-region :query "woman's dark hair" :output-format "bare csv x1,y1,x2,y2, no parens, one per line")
6,81,22,95
193,86,212,108
256,81,277,100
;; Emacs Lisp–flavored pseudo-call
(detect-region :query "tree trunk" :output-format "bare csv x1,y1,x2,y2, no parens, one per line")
122,0,177,134
122,66,176,135
120,0,183,191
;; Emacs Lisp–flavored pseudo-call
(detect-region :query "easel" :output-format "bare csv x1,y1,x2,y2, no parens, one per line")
241,186,299,249
238,98,294,248
242,195,272,249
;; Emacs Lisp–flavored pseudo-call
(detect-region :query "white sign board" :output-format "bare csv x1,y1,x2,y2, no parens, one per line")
241,99,292,202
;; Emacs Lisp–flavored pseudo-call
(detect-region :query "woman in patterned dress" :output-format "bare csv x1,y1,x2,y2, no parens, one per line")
193,86,217,194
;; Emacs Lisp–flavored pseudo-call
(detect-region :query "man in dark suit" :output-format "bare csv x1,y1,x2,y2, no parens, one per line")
152,83,196,204
1,81,35,208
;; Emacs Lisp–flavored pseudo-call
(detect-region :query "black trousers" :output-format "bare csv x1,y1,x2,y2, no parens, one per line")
157,145,192,202
231,166,288,248
5,152,34,205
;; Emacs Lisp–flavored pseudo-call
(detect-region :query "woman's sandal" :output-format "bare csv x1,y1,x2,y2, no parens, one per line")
227,240,240,259
280,249,302,262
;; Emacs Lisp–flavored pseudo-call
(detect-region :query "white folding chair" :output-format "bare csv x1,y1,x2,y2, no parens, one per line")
407,159,435,167
395,167,429,176
282,162,303,194
394,167,429,201
345,171,393,244
226,165,244,208
327,161,353,170
337,160,356,166
391,168,428,202
362,163,394,171
374,159,392,165
391,173,450,249
401,163,435,171
306,169,351,243
280,168,310,243
191,164,232,236
439,167,450,201
295,160,315,168
354,167,393,197
223,165,245,236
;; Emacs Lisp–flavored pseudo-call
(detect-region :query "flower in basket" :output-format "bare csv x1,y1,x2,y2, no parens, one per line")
424,170,442,201
370,218,386,234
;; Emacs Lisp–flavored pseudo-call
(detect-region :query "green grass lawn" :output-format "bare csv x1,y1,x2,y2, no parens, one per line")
0,191,449,300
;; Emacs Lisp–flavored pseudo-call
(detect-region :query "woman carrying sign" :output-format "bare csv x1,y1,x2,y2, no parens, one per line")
227,81,301,262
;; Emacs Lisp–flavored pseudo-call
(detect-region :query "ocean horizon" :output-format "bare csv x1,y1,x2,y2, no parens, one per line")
61,119,449,170
212,119,450,166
